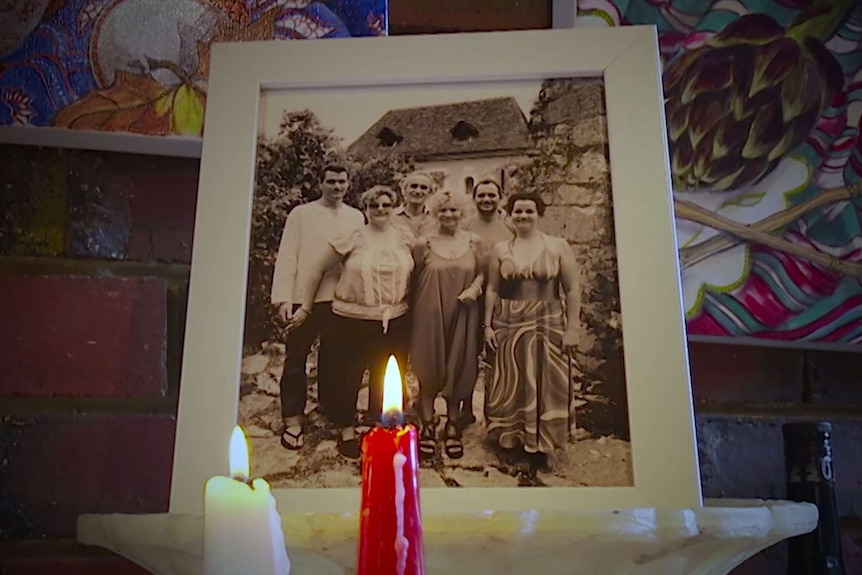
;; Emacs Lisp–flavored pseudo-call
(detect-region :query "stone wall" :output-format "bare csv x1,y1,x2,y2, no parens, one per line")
509,78,628,438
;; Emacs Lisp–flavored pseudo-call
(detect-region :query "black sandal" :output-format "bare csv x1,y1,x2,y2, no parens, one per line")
419,422,436,458
443,420,463,459
336,436,361,460
280,425,304,450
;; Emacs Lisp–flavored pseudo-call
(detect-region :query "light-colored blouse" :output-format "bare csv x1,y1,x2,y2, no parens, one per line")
330,227,414,331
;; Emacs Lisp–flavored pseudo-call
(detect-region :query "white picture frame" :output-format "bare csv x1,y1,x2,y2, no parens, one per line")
170,27,702,515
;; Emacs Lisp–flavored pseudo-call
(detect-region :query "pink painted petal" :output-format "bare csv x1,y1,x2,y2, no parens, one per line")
682,31,715,50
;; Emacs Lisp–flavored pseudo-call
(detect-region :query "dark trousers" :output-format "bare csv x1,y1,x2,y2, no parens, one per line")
279,302,334,418
323,313,411,428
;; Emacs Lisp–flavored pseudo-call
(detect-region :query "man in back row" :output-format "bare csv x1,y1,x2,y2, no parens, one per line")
392,171,438,240
463,178,515,253
459,178,515,427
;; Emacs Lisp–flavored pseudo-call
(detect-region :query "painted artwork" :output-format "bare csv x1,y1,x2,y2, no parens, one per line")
580,0,862,346
0,0,386,136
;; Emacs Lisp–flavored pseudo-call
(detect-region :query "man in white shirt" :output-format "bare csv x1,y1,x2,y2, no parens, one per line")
270,164,365,450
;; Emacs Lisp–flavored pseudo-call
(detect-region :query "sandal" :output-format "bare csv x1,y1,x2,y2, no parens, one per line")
443,420,464,459
336,430,361,460
280,425,304,451
419,422,436,458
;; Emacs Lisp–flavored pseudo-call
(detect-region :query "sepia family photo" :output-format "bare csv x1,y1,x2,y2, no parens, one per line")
237,77,633,491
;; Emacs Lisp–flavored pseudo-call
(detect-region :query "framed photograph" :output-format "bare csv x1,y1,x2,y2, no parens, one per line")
170,26,702,515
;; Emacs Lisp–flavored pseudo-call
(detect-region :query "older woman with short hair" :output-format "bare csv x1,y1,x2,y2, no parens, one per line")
290,185,413,459
410,189,485,459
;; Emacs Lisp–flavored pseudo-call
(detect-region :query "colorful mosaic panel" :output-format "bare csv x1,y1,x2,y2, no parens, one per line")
0,0,386,136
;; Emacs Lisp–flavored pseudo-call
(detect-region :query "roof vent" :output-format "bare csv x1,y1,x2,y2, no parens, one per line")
451,120,479,141
376,127,403,147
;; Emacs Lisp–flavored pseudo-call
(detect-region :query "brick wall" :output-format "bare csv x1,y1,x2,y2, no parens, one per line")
692,343,862,574
1,1,861,572
0,146,192,572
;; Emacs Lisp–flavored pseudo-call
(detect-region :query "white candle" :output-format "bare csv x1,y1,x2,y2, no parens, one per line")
204,426,291,575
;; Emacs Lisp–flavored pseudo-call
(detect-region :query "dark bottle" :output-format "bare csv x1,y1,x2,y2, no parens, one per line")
782,421,846,575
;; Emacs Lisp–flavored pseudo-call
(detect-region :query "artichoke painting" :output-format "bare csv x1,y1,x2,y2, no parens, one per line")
576,0,862,344
664,3,850,192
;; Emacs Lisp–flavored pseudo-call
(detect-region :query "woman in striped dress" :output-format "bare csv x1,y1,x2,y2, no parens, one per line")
483,192,580,463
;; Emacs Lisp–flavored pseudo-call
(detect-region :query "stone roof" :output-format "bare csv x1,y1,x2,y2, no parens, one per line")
347,97,532,159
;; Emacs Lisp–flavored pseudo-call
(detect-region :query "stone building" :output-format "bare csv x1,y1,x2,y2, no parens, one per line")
347,96,532,194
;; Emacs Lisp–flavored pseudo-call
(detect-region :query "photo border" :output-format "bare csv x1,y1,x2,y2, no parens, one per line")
170,27,702,515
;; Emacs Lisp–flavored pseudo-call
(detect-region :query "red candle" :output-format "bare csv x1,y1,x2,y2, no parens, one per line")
357,356,425,575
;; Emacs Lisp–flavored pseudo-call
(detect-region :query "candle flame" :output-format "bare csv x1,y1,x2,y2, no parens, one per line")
229,425,250,480
382,355,403,415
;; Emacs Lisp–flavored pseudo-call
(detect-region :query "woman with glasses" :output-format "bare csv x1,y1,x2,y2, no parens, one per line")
409,189,485,460
289,185,413,459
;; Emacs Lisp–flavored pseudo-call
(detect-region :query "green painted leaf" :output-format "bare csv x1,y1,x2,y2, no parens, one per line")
719,190,767,209
172,84,205,137
680,226,705,249
153,92,172,116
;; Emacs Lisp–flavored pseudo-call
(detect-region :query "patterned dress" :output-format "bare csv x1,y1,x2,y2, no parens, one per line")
486,233,569,454
410,236,483,405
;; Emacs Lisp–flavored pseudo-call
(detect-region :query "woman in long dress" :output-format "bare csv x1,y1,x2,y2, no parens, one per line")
483,191,580,464
410,189,485,459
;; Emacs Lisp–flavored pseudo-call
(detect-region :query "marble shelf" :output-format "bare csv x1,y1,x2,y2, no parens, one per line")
77,498,817,575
